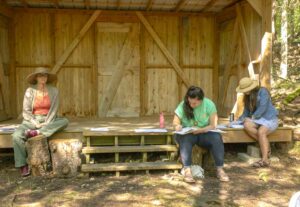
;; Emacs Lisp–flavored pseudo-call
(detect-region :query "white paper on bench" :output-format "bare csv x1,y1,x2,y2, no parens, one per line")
134,128,168,133
0,125,19,132
230,125,244,129
90,127,110,132
208,129,227,133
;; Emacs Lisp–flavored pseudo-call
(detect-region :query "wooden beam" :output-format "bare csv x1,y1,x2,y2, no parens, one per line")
12,7,214,17
0,52,9,118
201,0,217,12
146,0,153,11
0,3,13,18
174,0,187,12
98,26,138,117
212,17,219,103
140,25,146,116
246,0,262,16
51,11,101,74
259,32,272,88
260,0,272,88
136,11,191,87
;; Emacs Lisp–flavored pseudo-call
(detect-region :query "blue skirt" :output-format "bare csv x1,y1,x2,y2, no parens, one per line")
253,117,278,133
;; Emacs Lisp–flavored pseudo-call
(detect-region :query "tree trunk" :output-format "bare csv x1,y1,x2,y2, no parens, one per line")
280,0,289,79
49,139,82,178
25,135,51,176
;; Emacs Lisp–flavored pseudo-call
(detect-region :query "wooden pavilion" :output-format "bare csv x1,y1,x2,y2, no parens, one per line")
0,0,290,176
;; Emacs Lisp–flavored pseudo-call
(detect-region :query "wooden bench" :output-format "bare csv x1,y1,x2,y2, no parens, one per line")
0,119,293,175
0,127,293,149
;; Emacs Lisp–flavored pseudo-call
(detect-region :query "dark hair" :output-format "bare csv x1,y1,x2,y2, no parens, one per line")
243,87,270,113
184,86,204,120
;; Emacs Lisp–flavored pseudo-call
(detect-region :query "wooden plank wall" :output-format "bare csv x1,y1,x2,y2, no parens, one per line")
14,13,96,117
12,11,217,117
10,4,264,118
0,15,10,119
218,3,262,116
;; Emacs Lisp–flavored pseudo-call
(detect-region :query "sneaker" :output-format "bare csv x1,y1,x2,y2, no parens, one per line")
217,168,230,182
20,165,30,177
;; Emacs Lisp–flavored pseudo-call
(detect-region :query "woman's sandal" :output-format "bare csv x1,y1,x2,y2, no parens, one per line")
251,160,270,168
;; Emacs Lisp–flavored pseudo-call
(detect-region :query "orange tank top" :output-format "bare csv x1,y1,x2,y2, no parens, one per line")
33,93,51,115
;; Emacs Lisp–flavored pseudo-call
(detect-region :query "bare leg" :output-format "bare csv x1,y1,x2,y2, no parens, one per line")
244,120,259,140
257,126,271,161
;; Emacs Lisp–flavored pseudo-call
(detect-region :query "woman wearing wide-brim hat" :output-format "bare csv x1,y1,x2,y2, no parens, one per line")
12,67,69,176
234,77,278,168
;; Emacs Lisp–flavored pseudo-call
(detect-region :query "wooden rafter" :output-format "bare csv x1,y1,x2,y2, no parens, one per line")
85,0,90,9
174,0,187,12
136,11,191,87
146,0,153,11
201,0,217,12
52,11,101,74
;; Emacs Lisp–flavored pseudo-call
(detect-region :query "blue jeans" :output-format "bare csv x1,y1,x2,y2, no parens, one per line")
174,132,224,167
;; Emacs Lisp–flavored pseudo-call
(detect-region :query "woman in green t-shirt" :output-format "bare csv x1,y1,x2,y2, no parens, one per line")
173,86,229,183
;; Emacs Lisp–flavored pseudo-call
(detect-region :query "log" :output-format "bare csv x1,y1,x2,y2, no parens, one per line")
49,139,82,178
25,135,51,176
192,146,208,166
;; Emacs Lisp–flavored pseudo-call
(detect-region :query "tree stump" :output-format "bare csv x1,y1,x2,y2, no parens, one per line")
25,135,51,176
49,139,82,178
192,146,207,166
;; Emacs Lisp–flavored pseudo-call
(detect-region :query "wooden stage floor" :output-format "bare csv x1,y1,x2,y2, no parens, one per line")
0,116,292,148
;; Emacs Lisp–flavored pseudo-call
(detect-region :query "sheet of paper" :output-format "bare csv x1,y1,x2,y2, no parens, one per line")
230,125,244,129
90,127,110,132
216,124,227,129
174,127,198,135
134,128,168,133
208,129,227,133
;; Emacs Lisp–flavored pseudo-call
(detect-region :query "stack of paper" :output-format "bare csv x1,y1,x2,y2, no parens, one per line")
134,128,168,133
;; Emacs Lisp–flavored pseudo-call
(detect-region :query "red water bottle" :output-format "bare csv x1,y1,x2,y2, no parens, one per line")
159,112,165,128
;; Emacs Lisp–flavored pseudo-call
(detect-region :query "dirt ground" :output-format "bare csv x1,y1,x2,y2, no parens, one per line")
0,148,299,207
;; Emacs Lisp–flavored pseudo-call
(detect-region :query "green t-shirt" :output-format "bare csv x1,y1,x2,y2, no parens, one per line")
174,98,217,127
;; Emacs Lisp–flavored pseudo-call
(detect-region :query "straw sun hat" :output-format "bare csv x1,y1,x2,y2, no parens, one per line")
236,77,259,93
26,67,57,84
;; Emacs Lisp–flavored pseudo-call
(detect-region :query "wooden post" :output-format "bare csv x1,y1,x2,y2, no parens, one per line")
140,24,146,116
141,135,149,174
136,11,191,87
115,136,120,177
260,0,272,89
52,11,101,74
259,32,272,88
25,135,51,176
0,52,9,120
